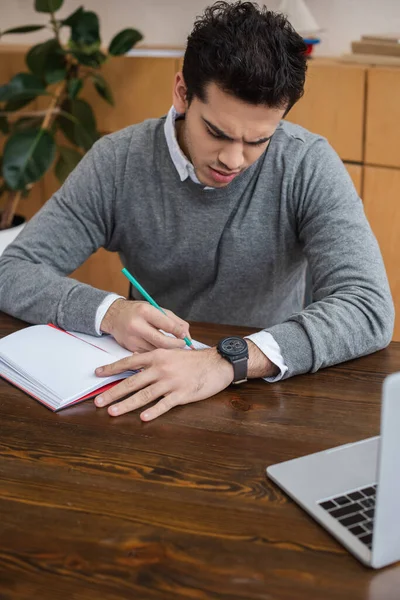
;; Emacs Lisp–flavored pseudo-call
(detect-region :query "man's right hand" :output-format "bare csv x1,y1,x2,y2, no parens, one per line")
100,298,191,352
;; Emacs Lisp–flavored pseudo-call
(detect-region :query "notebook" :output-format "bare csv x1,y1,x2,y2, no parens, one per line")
0,324,208,412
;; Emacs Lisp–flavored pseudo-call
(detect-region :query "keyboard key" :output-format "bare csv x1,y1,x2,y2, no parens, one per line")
364,521,374,532
362,487,376,497
348,491,363,501
361,498,375,509
359,532,373,547
320,500,336,510
349,525,366,537
334,495,352,506
364,508,375,520
330,502,362,519
339,513,366,527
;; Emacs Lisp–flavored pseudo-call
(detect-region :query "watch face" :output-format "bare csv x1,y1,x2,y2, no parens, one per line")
219,336,247,356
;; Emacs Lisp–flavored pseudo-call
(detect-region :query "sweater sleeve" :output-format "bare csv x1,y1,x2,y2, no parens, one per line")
264,138,394,378
0,136,120,335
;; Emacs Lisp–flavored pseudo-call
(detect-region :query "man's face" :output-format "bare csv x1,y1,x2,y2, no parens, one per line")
173,76,286,188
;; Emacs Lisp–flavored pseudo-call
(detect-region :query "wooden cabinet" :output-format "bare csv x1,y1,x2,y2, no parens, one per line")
363,166,400,341
82,56,177,132
365,68,400,168
287,61,366,162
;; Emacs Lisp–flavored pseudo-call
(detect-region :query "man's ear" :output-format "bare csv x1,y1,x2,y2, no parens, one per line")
172,72,188,114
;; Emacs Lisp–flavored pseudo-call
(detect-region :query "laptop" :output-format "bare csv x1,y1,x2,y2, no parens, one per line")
266,372,400,569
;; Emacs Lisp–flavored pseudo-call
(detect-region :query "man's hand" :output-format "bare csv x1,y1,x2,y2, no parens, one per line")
94,340,278,421
100,298,191,352
94,346,234,420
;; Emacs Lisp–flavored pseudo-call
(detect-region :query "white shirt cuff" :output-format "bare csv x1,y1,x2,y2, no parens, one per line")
245,330,288,382
95,293,125,335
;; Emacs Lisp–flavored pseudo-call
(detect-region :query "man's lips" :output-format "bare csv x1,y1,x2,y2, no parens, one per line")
209,166,240,183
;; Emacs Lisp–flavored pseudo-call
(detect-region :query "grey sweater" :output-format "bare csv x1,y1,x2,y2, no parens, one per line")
0,118,394,378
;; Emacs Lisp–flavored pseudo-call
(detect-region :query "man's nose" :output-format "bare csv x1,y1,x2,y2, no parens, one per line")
218,144,244,172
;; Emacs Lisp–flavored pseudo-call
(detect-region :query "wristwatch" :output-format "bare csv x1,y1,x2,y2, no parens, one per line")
217,336,249,384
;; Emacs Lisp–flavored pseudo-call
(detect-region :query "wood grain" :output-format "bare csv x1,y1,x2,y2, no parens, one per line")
81,56,176,132
365,67,400,168
1,312,400,599
363,165,400,341
286,62,366,162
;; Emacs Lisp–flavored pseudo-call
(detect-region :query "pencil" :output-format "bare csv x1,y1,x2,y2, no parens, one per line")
121,268,194,349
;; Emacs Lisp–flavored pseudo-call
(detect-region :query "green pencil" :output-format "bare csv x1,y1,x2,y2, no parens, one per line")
121,267,193,349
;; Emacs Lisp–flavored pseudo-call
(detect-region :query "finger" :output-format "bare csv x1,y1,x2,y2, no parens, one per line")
140,393,181,422
95,352,152,377
143,304,187,339
127,339,157,353
164,310,191,340
108,382,169,417
95,368,157,408
139,323,186,349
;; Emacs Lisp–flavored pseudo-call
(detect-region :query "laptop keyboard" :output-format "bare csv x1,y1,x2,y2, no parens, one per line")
318,484,377,549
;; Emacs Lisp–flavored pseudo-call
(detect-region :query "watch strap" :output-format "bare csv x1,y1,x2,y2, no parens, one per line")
231,356,248,384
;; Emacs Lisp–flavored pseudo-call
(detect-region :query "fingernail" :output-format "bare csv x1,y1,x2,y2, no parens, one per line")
141,411,150,421
96,366,104,374
109,405,118,416
95,395,104,406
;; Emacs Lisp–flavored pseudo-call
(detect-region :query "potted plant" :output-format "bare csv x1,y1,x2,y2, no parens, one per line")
0,0,142,253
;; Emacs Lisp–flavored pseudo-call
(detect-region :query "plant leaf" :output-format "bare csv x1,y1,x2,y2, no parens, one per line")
67,78,83,99
35,0,64,13
57,99,99,151
2,128,56,190
108,28,143,56
12,116,44,133
26,39,66,84
55,146,82,183
91,73,114,105
61,6,84,28
0,73,49,111
2,25,46,34
0,73,45,102
69,49,106,68
44,63,66,85
0,117,9,134
68,11,100,49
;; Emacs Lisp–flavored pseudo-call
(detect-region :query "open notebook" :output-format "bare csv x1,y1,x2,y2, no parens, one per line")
0,324,208,412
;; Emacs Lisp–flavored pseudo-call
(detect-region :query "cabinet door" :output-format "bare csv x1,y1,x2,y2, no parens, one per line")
363,166,400,341
365,68,400,168
82,56,177,132
287,61,366,162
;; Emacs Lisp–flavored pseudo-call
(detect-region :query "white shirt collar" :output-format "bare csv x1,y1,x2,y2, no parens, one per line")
164,105,214,190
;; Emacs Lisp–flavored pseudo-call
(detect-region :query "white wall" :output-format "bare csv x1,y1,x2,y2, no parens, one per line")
2,0,400,57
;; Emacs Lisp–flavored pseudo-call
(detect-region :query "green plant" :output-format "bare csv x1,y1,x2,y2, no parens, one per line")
0,0,143,229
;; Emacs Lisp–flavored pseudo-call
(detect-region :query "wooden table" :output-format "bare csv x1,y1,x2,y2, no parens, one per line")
1,312,400,600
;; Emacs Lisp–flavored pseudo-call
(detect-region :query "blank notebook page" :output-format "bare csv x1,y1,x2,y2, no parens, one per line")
0,325,127,402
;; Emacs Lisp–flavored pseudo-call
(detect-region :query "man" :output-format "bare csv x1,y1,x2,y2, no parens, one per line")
0,2,394,421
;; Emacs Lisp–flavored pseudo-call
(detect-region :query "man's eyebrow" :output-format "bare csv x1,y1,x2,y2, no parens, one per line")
202,117,272,144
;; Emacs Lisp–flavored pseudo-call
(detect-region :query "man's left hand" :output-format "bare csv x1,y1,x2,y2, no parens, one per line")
94,347,235,421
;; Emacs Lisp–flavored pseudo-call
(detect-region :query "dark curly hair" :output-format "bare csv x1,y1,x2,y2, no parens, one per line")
182,1,307,112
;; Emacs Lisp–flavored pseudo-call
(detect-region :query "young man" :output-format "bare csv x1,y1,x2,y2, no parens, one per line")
0,2,394,421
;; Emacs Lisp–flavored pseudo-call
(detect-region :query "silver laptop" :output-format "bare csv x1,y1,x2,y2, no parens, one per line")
267,372,400,569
